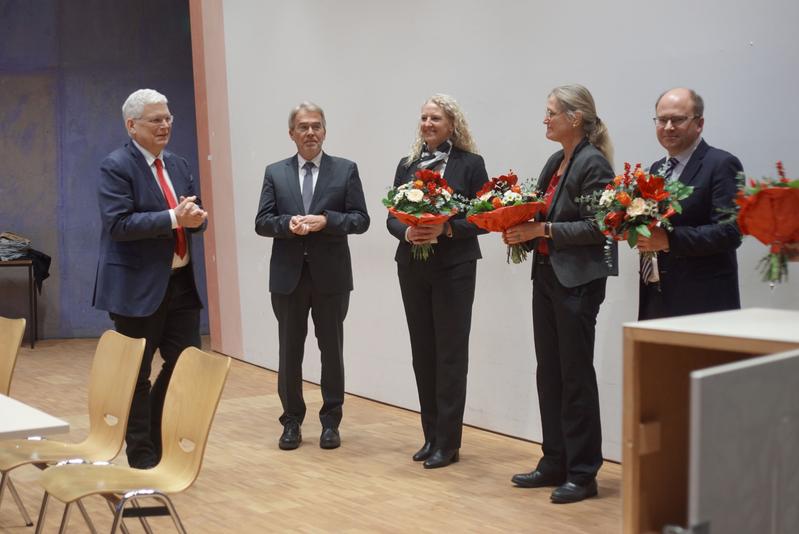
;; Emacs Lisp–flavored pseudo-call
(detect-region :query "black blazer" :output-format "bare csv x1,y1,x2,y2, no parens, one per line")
643,139,742,316
93,142,205,317
387,147,488,267
255,153,370,295
531,138,618,288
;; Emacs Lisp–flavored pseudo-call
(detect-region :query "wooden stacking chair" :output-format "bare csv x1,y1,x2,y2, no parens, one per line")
0,316,26,396
35,347,231,534
0,330,144,527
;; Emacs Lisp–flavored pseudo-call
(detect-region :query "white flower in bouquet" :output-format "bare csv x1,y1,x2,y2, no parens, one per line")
643,199,658,217
502,190,522,203
441,188,452,200
406,189,424,202
599,189,616,207
479,191,492,201
626,197,647,217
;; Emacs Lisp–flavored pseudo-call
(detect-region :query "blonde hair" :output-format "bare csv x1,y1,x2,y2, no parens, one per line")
403,93,478,167
550,84,614,166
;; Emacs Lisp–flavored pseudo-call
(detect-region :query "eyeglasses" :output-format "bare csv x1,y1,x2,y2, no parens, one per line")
653,115,698,127
294,123,324,133
545,109,564,119
136,115,174,126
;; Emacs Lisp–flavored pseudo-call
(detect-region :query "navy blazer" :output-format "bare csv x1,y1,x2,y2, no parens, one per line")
641,139,743,318
93,142,205,317
530,138,618,288
255,153,370,295
387,147,488,267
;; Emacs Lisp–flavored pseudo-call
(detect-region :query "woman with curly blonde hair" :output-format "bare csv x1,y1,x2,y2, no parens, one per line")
387,93,487,469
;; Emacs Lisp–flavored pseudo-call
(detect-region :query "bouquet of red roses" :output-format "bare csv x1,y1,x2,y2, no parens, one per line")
383,168,465,260
735,161,799,284
466,171,545,263
579,162,693,274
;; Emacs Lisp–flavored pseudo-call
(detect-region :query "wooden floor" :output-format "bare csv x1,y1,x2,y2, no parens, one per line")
2,338,621,533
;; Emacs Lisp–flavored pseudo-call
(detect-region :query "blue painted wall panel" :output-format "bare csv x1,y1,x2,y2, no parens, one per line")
0,0,207,338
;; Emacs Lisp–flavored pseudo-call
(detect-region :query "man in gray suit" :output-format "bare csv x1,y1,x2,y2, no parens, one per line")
255,102,369,451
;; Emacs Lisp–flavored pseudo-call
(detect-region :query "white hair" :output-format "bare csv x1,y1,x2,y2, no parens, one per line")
122,89,168,121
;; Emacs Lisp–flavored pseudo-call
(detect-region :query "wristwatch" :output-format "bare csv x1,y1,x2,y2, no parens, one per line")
544,222,552,239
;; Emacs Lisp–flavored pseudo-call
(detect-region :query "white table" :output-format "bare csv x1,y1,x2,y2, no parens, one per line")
0,394,70,439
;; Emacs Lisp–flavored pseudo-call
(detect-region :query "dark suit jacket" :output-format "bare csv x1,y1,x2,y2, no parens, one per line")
641,139,742,318
255,153,370,295
387,147,488,267
93,142,205,317
531,138,618,288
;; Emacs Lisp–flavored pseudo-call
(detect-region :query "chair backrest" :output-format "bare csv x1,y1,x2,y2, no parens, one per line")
82,330,146,457
157,347,231,489
0,316,26,395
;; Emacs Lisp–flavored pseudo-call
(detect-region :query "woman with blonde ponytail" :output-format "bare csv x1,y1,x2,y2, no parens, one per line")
503,84,617,503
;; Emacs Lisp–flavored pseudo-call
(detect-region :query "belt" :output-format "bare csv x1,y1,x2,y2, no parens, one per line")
171,265,188,276
534,254,550,265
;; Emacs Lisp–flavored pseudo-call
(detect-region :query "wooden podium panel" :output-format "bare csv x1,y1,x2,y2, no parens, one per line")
622,308,799,534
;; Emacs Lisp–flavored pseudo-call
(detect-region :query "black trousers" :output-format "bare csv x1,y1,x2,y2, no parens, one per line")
398,260,476,451
532,261,605,485
111,267,201,468
271,262,349,429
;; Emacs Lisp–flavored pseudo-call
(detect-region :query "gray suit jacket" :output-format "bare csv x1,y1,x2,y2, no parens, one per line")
255,152,370,295
530,138,618,288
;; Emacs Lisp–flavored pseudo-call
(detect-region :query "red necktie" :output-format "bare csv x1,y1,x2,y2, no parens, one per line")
154,159,187,259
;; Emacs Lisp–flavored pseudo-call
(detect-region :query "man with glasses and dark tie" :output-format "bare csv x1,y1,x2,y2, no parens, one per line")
637,87,743,320
255,101,369,451
94,88,208,469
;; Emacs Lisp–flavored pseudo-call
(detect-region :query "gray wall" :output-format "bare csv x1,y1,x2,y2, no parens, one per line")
222,0,799,460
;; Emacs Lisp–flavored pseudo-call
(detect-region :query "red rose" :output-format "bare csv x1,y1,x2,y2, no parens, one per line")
604,211,624,229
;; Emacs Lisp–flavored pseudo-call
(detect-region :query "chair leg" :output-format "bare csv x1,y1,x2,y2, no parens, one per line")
131,500,155,534
153,494,187,534
57,501,73,534
106,498,131,534
6,477,34,526
77,499,98,534
0,472,33,526
34,492,50,534
109,497,126,534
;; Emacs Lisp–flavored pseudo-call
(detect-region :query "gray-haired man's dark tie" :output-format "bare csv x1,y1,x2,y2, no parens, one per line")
302,161,314,213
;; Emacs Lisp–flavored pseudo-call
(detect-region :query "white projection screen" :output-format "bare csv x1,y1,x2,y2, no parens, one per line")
217,0,799,460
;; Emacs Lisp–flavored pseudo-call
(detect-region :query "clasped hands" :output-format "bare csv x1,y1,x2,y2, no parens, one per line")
290,214,327,235
636,226,669,252
502,221,545,245
406,223,444,245
175,195,207,228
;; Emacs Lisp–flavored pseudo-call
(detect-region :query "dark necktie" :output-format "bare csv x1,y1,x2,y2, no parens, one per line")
662,157,679,180
641,157,679,284
302,161,314,213
154,159,187,259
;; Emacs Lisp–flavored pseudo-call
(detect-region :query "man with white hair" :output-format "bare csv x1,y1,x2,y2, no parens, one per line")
93,88,208,469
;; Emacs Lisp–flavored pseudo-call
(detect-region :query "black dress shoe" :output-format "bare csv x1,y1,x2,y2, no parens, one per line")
319,427,341,449
550,480,598,504
412,441,434,462
423,448,459,469
511,469,566,488
279,422,302,450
